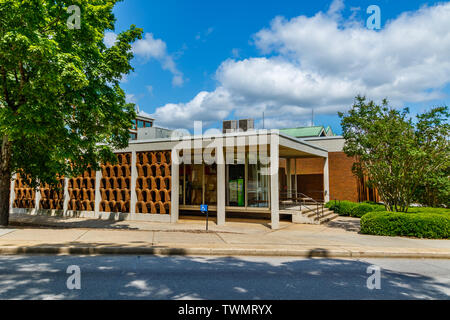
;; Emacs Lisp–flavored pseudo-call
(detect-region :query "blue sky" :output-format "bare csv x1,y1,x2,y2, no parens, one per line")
109,0,450,134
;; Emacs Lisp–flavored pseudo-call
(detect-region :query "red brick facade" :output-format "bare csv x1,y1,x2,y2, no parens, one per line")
328,152,359,202
281,152,366,202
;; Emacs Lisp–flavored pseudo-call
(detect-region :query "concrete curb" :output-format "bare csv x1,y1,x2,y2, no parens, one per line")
0,245,449,259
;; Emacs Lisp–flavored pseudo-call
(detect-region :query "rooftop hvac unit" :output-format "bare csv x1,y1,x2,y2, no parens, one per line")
223,119,254,133
223,120,237,133
239,119,254,132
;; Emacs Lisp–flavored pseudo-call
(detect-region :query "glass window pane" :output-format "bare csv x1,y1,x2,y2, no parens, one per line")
137,120,144,128
185,165,203,205
248,156,269,208
179,165,185,205
227,164,245,207
204,164,217,205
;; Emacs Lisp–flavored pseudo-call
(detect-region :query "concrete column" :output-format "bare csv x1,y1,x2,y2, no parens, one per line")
63,177,70,214
9,174,16,213
323,156,330,203
286,158,292,198
94,170,102,214
216,145,226,226
171,148,179,223
34,182,41,214
270,133,280,230
129,151,137,214
294,159,298,198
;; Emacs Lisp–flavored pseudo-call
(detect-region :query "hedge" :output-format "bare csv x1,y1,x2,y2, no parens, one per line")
325,201,384,218
360,211,450,239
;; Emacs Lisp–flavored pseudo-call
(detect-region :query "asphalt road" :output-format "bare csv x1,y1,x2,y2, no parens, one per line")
0,255,448,300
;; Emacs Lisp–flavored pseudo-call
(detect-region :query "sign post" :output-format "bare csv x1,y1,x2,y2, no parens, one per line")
200,204,209,231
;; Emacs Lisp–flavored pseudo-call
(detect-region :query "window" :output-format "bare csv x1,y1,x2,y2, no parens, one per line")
130,133,137,140
248,157,269,208
137,120,145,128
204,164,217,205
226,164,245,207
185,165,203,205
131,119,137,130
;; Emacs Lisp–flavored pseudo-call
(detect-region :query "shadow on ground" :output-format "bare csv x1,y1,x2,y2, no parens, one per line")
0,252,448,300
327,217,361,233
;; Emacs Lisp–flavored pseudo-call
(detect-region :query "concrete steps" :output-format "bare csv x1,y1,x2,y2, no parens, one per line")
291,208,339,225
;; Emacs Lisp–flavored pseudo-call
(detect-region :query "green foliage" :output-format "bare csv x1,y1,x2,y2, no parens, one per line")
350,202,384,218
361,210,450,239
339,96,449,212
0,0,143,185
325,200,384,217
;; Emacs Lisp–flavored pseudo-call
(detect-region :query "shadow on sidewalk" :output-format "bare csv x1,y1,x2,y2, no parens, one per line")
326,217,361,233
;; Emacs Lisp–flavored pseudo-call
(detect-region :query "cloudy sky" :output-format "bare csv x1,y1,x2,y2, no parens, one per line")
109,0,450,133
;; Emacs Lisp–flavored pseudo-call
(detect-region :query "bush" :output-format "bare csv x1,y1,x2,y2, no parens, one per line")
360,211,450,239
325,200,357,216
325,201,384,217
350,203,384,218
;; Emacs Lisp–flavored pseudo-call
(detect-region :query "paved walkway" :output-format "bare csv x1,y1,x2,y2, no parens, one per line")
0,213,448,258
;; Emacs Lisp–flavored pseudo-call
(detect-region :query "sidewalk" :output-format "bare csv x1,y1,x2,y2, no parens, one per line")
0,213,448,258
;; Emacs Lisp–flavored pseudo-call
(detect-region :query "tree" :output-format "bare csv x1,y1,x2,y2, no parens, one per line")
0,0,143,226
413,107,450,207
339,96,449,212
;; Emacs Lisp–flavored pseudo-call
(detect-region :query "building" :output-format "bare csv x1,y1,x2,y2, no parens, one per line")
10,120,378,229
279,125,336,138
129,110,154,140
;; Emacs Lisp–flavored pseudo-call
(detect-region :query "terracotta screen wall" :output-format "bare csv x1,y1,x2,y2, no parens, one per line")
40,178,65,210
100,153,131,213
135,151,171,214
68,168,96,211
13,174,36,209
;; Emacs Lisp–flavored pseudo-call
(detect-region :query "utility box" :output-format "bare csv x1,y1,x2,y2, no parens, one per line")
223,119,254,133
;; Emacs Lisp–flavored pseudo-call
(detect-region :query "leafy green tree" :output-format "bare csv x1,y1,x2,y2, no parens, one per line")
0,0,142,226
414,108,450,207
339,96,449,212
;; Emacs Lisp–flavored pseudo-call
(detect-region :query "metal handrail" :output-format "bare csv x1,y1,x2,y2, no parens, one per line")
280,190,324,220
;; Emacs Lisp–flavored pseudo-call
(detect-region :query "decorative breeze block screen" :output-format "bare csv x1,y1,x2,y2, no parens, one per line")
100,153,131,213
68,168,96,211
136,151,171,214
13,174,36,209
40,178,65,210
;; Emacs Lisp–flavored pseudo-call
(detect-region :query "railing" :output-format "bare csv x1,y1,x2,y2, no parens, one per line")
280,190,325,220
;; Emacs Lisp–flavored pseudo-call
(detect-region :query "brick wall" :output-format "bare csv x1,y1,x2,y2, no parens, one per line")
328,152,359,202
281,152,364,202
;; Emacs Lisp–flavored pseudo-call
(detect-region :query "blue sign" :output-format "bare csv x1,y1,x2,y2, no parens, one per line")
200,204,208,213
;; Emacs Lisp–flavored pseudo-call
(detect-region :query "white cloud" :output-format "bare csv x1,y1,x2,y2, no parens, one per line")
152,1,450,129
104,32,184,86
132,33,184,87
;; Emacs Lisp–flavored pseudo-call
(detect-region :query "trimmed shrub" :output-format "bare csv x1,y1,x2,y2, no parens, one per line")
349,203,384,218
360,211,450,239
325,201,384,217
325,200,357,216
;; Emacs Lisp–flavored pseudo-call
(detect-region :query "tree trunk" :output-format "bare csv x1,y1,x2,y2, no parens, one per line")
0,135,12,227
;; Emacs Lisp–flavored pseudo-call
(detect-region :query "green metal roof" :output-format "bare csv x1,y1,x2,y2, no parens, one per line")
279,126,326,138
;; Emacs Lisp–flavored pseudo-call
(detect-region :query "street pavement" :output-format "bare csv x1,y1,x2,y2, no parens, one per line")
0,255,448,300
